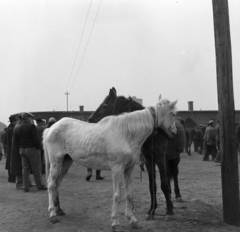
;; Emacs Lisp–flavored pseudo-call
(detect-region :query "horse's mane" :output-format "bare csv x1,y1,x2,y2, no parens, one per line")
99,108,153,142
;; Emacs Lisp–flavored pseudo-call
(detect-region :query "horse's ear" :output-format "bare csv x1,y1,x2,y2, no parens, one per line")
112,87,117,95
169,100,178,108
158,94,162,100
109,87,117,99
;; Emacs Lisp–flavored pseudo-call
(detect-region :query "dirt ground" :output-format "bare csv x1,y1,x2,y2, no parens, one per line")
1,149,240,232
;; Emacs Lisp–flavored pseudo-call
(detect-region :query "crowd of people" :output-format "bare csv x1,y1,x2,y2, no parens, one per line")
0,113,56,192
0,113,104,191
202,120,240,163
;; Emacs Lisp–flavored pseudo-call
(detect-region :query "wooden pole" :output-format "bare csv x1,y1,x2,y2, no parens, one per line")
212,0,240,226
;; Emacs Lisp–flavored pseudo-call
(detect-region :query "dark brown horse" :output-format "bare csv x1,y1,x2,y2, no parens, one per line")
88,87,186,220
185,128,196,156
193,126,206,154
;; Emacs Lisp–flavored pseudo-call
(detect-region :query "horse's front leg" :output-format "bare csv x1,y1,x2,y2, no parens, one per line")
144,159,157,220
111,167,123,230
188,141,192,156
156,157,174,220
123,165,140,229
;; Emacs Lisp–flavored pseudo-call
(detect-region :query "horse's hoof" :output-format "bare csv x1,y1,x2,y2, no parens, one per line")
165,214,174,221
176,197,183,202
86,174,92,181
130,221,141,229
56,208,66,216
111,224,121,232
50,216,60,224
145,214,154,221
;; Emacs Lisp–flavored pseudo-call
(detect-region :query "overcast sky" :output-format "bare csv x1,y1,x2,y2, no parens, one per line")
0,0,240,125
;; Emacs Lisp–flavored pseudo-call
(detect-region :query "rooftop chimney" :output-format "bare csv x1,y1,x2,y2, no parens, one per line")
79,105,84,112
188,101,194,111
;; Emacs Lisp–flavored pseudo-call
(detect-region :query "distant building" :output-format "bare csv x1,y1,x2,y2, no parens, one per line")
6,101,240,129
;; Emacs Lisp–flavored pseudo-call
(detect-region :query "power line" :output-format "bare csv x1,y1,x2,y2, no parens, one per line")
65,0,93,91
69,0,103,92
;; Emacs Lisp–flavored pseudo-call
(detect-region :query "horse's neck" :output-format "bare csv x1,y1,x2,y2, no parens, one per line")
118,108,154,146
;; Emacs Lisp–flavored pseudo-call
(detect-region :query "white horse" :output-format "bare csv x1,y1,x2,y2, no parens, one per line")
43,97,178,230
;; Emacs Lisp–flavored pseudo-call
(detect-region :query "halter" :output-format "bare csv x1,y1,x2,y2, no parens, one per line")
148,106,158,128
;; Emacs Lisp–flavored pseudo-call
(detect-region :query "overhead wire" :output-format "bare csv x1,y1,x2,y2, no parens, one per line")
65,0,93,91
69,0,103,93
55,0,93,111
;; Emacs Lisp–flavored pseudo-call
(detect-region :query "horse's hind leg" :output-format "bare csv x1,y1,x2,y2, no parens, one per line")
156,157,173,219
144,159,157,220
55,155,73,216
48,156,68,223
172,156,182,202
123,165,140,229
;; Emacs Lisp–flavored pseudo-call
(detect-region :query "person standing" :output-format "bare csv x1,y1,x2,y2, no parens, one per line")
47,117,56,128
86,168,104,181
203,120,217,161
35,116,47,174
1,128,7,158
11,114,24,189
12,112,47,192
5,115,18,183
214,120,221,163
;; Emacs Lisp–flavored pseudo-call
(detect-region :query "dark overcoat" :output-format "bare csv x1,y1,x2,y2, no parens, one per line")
10,122,22,176
5,123,15,170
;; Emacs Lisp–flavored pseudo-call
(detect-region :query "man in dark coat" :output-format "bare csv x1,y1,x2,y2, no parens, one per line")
11,114,24,188
203,120,217,161
5,115,18,183
12,112,47,192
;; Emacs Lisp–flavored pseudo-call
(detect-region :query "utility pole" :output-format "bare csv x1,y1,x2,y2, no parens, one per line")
65,92,70,112
212,0,240,226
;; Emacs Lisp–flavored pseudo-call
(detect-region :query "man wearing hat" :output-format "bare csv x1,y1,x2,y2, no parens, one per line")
5,115,18,183
203,120,217,161
12,112,47,192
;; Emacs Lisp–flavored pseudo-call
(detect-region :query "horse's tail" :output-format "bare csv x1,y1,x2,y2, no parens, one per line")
43,128,50,184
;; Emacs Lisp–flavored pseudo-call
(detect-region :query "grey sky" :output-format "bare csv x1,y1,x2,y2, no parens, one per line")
0,0,240,125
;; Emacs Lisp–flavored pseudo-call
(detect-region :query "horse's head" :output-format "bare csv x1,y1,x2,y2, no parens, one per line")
88,87,117,123
155,96,178,138
88,88,145,123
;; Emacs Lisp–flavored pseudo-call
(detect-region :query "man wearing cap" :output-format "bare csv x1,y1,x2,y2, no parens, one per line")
203,120,217,161
12,112,47,192
5,115,18,183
